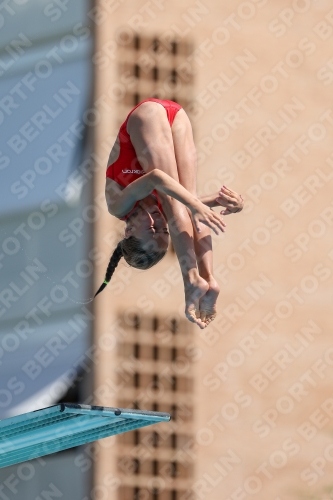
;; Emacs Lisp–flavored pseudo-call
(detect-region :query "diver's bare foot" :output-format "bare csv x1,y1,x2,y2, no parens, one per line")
199,276,220,326
184,277,209,329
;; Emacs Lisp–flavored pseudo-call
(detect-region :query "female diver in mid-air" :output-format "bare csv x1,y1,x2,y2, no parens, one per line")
94,98,243,329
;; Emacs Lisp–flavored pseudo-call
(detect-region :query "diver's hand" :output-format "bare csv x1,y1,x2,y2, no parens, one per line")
190,200,226,235
215,185,244,215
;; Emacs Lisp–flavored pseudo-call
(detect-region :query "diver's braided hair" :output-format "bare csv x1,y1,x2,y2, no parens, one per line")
94,236,167,298
94,242,123,297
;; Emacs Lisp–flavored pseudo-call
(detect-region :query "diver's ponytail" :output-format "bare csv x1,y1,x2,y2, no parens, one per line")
94,242,123,297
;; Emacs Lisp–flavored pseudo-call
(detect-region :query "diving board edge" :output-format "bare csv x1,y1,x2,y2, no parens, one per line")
0,403,171,469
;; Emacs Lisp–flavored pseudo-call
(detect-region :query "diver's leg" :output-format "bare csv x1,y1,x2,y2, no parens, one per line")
171,109,219,325
127,101,209,328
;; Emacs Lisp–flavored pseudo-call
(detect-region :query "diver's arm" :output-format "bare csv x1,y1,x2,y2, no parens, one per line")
108,170,226,235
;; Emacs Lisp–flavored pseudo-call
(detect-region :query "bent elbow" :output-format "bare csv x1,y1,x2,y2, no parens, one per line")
148,169,165,189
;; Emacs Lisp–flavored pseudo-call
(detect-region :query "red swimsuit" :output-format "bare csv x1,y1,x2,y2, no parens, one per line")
106,98,182,220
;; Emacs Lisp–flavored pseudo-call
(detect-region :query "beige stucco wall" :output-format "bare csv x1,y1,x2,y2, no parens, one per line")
93,0,333,498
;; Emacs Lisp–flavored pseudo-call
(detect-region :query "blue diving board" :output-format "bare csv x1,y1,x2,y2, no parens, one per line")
0,403,170,468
